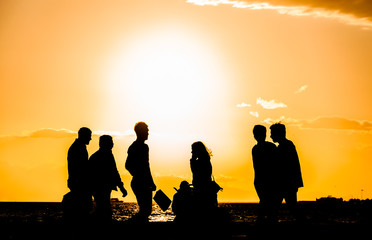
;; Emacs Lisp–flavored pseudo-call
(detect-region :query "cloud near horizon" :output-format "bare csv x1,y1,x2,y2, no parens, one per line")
236,102,251,108
295,85,308,94
263,116,372,132
0,128,134,139
256,97,287,109
186,0,372,29
249,111,259,118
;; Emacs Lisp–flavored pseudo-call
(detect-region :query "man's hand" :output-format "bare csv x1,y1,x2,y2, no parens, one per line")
119,185,128,198
150,184,157,192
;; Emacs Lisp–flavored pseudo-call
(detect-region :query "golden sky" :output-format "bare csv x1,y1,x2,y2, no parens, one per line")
1,0,372,202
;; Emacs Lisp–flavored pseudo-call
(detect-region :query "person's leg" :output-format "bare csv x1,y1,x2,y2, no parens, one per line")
70,190,92,238
72,189,92,221
255,185,266,222
93,191,103,219
285,191,297,210
101,189,113,223
286,189,306,221
284,189,300,221
137,189,152,217
266,188,281,223
132,182,152,221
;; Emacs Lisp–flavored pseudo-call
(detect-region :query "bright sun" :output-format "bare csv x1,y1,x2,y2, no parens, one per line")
105,27,226,128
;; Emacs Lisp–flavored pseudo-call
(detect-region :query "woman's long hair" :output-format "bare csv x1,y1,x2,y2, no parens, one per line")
192,141,212,160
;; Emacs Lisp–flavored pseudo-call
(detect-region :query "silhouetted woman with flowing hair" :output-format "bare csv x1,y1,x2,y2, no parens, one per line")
190,141,217,211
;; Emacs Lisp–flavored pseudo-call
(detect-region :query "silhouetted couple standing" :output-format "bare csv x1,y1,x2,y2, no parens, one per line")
66,127,127,226
252,123,303,223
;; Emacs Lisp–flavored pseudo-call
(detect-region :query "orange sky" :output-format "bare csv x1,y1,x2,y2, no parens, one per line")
1,0,371,202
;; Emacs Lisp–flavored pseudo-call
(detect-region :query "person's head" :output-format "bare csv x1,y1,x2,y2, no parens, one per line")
191,141,212,159
78,127,92,145
253,125,266,143
134,122,149,141
99,135,113,150
179,181,191,191
270,123,286,143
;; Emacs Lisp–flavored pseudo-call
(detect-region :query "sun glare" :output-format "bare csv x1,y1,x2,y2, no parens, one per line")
127,40,205,117
105,27,226,126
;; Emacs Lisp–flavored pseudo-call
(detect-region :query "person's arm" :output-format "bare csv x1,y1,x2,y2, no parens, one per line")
111,153,128,197
190,157,196,174
289,142,303,188
146,162,156,191
118,182,128,197
125,146,136,176
67,145,88,188
146,144,156,191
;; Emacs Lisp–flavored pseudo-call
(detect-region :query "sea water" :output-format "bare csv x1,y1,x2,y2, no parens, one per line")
0,201,364,224
0,202,257,223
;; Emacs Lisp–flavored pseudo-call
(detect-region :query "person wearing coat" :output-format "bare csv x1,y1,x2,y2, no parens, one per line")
89,135,127,223
270,123,304,220
125,122,156,222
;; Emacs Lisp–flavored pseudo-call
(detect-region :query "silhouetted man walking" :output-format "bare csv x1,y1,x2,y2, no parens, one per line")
125,122,156,222
252,125,278,222
89,135,127,223
67,127,92,222
270,123,303,220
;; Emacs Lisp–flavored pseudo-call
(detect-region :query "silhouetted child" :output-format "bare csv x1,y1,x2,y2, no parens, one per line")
172,181,195,223
173,179,229,239
125,122,156,222
252,125,279,223
270,123,304,221
89,135,127,224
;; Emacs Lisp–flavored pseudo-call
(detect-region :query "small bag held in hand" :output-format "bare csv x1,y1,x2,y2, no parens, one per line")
211,176,223,194
154,189,172,212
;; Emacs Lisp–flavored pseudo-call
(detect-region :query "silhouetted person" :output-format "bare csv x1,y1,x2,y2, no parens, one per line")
270,123,303,220
252,125,278,223
66,127,92,222
190,141,217,212
190,142,230,238
172,181,195,223
88,135,127,224
125,122,156,222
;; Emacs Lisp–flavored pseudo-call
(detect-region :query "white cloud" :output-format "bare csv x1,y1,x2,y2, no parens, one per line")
187,0,289,10
236,102,251,108
249,111,259,118
22,128,76,138
262,116,372,132
295,85,308,94
262,116,286,125
0,128,135,139
186,0,372,30
256,97,287,109
93,130,135,138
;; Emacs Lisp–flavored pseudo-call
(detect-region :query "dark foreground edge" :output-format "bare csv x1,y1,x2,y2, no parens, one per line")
2,221,370,240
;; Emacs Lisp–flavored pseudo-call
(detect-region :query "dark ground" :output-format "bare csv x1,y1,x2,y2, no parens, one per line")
2,220,371,240
1,201,371,239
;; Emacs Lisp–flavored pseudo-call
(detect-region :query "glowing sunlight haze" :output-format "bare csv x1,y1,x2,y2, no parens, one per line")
104,27,227,125
1,0,372,202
